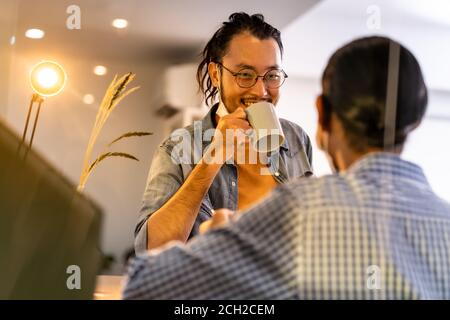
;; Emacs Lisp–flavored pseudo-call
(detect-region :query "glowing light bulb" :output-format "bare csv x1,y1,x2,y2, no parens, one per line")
112,19,128,29
25,28,45,39
83,94,95,105
36,68,58,88
93,65,107,76
30,60,67,97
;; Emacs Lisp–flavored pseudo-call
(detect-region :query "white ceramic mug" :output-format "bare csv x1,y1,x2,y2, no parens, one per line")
245,101,285,153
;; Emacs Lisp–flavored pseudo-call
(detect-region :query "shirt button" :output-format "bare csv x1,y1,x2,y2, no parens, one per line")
274,172,280,177
231,181,236,187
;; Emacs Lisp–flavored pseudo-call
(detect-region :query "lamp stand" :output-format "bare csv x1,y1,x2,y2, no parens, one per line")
17,93,44,158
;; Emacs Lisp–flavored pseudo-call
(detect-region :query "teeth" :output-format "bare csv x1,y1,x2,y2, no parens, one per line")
242,100,257,107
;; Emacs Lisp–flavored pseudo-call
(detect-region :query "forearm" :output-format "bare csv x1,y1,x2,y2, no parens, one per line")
146,155,222,250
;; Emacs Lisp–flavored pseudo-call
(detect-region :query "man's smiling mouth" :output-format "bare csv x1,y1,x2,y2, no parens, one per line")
241,99,270,107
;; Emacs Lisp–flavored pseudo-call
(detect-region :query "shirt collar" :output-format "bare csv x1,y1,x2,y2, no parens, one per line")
201,104,218,149
202,103,218,130
280,136,289,151
346,152,429,185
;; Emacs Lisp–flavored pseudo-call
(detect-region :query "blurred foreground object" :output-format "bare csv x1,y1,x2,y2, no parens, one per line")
0,119,103,299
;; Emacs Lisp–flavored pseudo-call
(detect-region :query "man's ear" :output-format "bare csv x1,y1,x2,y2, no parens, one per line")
316,95,329,132
208,62,219,88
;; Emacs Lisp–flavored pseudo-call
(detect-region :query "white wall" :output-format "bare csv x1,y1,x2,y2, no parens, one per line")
278,76,331,177
279,76,450,203
0,0,17,116
282,0,450,92
402,90,450,202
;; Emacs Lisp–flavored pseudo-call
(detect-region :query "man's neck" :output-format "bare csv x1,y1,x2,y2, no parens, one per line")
334,146,401,172
215,114,220,127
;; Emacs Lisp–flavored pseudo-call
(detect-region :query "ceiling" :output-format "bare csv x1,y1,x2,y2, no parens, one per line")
9,0,450,90
11,0,320,62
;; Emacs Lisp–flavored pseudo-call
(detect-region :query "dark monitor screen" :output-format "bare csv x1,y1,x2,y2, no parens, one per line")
0,119,103,299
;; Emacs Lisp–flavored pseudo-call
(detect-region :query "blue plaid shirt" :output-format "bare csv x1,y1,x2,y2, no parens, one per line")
123,153,450,299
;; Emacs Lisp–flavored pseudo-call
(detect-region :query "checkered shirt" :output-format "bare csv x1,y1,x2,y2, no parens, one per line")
123,153,450,299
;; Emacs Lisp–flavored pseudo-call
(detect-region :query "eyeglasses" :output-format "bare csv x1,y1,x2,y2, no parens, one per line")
216,62,288,89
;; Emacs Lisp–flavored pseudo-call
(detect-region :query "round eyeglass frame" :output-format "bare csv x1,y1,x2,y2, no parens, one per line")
216,62,288,89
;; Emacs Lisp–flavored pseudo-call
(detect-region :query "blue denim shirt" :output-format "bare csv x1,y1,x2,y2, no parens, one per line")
135,104,313,253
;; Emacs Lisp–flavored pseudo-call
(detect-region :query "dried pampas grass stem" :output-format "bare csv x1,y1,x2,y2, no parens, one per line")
77,72,151,192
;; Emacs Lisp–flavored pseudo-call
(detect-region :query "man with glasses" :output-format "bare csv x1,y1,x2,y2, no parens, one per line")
134,12,313,252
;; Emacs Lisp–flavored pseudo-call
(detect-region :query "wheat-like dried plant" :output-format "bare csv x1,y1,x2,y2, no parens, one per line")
77,72,152,192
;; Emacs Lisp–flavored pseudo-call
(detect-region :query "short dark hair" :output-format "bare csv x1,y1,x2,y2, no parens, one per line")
321,36,428,152
197,12,283,106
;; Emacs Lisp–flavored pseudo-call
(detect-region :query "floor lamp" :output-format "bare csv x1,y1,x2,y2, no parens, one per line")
18,60,66,158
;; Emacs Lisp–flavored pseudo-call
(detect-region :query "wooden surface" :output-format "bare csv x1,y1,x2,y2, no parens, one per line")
94,275,126,300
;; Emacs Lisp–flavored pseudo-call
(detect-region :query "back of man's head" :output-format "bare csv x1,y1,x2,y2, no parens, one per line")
321,36,428,152
197,12,283,106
